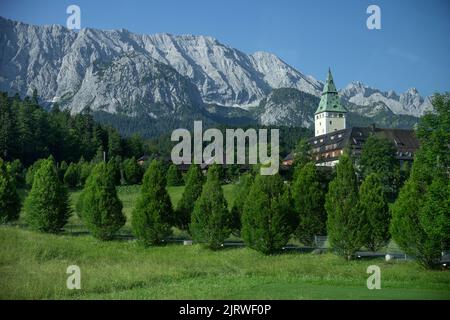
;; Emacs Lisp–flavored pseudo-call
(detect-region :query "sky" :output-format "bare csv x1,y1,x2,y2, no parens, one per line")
1,0,449,96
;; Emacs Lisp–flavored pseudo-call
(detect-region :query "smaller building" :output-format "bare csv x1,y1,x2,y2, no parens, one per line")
308,124,420,167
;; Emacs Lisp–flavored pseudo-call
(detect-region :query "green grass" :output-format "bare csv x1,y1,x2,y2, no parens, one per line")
2,184,449,300
1,227,449,299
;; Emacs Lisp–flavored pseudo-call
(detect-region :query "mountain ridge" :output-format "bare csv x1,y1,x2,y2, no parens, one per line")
0,16,431,137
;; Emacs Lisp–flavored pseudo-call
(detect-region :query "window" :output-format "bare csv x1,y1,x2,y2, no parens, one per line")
339,114,343,118
329,121,332,125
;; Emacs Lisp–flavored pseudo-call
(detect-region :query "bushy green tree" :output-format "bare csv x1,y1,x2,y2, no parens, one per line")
24,158,70,232
63,162,79,188
166,164,182,186
77,162,125,240
292,138,311,178
230,173,253,235
175,164,204,229
131,160,173,246
358,173,390,252
58,160,68,182
292,162,326,246
418,174,450,257
123,157,143,184
190,164,230,249
359,135,400,201
391,94,450,268
8,159,25,187
78,158,91,186
107,156,122,186
325,154,362,260
25,158,45,187
0,159,21,223
241,173,293,254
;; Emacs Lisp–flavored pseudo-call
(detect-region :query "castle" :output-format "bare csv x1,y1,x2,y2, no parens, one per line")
306,69,419,167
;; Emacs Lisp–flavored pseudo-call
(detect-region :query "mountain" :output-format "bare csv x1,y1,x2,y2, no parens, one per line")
340,81,432,117
254,88,420,129
0,17,431,137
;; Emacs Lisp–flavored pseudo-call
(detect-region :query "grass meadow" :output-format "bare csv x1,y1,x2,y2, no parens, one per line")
1,184,449,299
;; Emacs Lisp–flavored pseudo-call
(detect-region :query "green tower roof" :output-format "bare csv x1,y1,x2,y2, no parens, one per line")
315,69,347,114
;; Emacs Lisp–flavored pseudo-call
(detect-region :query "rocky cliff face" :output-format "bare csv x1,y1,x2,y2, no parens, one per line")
0,16,431,130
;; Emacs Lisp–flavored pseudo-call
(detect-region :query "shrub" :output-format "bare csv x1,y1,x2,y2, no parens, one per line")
63,162,79,188
166,164,182,186
230,173,253,235
241,173,293,254
0,158,21,223
325,154,363,260
190,164,230,249
131,160,173,245
123,157,143,184
292,162,326,246
77,162,125,240
175,164,204,230
358,173,390,252
24,158,70,233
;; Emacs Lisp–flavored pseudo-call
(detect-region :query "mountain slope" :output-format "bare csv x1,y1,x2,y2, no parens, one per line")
255,88,420,129
0,16,431,136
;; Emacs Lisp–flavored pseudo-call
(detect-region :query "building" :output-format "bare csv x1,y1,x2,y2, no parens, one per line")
314,69,347,137
309,125,420,167
282,69,420,168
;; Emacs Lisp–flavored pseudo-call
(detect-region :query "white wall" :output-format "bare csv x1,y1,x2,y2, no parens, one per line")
314,112,346,137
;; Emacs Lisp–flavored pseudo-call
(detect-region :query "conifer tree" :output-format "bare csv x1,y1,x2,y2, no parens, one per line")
64,162,79,188
8,159,25,187
78,157,91,186
77,162,125,240
190,164,230,249
230,173,253,235
325,153,362,260
166,163,182,186
131,160,173,245
292,162,326,246
25,158,45,187
24,158,70,232
0,159,21,223
241,173,293,254
358,173,390,252
175,164,204,229
58,160,68,182
123,157,143,184
107,157,122,186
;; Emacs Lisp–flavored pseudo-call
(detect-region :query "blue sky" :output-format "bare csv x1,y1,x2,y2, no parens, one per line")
1,0,449,96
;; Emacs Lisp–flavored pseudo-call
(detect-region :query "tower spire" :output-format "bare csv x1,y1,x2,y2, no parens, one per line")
315,68,345,114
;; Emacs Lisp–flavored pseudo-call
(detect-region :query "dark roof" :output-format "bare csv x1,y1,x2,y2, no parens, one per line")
137,155,150,162
308,125,419,163
283,152,294,161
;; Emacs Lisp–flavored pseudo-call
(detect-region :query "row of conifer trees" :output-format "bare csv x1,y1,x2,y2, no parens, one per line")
0,153,389,256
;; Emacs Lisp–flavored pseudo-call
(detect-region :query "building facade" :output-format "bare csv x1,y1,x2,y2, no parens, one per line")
294,69,420,167
314,69,347,137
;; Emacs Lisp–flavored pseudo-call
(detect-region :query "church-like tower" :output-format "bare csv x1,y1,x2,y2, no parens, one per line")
314,69,347,137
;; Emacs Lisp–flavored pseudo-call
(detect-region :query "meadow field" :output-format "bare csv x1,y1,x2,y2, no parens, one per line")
1,185,449,300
